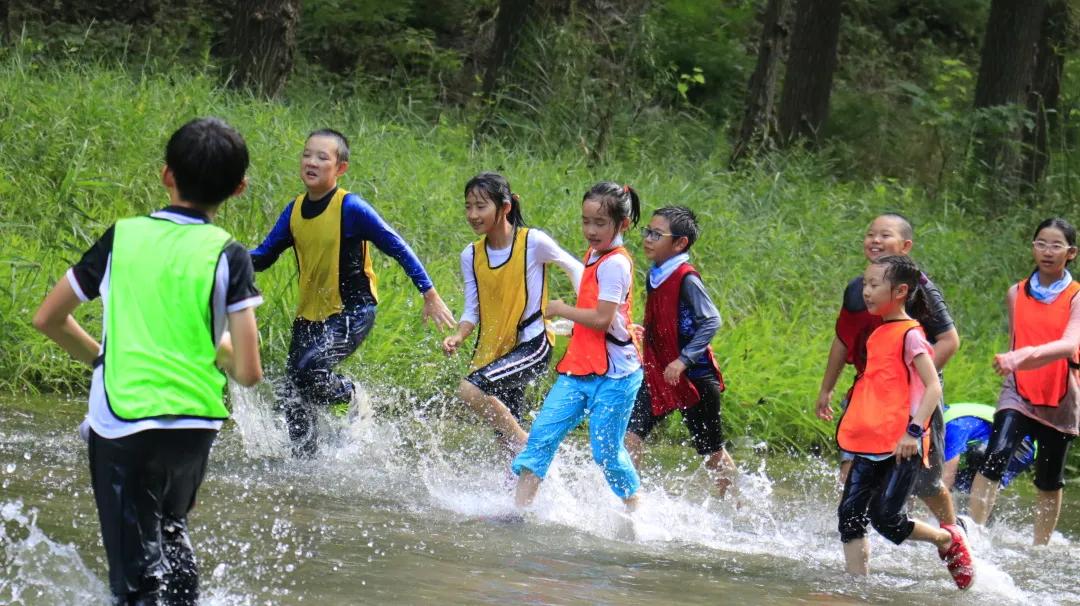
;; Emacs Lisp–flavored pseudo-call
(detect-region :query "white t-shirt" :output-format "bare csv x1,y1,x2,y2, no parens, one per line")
460,228,583,342
589,248,640,378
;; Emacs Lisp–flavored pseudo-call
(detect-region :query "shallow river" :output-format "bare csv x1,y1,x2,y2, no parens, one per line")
2,388,1078,605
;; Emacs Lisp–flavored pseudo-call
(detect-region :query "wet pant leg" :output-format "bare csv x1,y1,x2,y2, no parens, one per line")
284,304,376,456
838,455,918,544
512,375,590,479
587,370,643,498
89,429,216,605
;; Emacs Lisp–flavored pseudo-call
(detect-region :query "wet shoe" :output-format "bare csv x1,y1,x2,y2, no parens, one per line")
939,524,975,590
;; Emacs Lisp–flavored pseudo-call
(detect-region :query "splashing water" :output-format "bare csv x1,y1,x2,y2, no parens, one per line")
2,388,1079,604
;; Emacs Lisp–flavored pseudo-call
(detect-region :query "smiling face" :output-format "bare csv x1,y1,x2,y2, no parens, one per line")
1032,226,1077,279
862,262,906,317
642,215,687,263
582,198,623,252
863,216,912,261
300,135,348,196
464,188,507,236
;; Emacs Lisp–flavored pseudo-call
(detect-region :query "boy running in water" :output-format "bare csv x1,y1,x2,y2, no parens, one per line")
815,213,961,527
33,117,263,604
624,206,735,497
251,129,455,457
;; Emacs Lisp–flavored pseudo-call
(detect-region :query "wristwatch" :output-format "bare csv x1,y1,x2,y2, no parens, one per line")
906,423,924,438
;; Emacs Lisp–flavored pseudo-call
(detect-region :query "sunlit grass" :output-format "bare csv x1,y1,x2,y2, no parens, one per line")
1,55,1076,459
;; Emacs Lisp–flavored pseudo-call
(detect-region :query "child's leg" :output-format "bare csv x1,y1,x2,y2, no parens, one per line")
457,380,528,452
1030,425,1072,545
291,304,376,405
912,406,957,525
838,457,886,575
461,333,552,453
684,375,736,497
588,370,644,505
624,384,657,469
156,429,217,605
867,456,921,545
971,409,1029,524
512,375,590,507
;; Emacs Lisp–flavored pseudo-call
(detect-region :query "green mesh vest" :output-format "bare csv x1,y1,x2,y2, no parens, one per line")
104,216,232,420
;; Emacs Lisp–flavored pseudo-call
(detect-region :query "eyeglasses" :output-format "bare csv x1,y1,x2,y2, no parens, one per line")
1033,240,1074,253
640,227,677,241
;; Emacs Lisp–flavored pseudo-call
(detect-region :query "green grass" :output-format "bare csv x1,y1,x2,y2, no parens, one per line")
2,54,1078,458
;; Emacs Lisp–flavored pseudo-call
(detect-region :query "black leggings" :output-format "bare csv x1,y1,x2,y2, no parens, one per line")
838,455,920,544
978,409,1075,491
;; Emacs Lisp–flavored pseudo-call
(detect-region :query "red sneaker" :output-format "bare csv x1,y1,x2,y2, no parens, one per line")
939,524,975,590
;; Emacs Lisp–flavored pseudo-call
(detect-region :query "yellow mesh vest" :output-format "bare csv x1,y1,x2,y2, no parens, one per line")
291,189,347,321
471,227,548,369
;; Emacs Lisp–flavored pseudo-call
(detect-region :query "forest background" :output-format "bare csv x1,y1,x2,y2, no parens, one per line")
2,0,1079,471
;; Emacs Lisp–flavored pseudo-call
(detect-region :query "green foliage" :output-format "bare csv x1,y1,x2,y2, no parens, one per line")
5,57,1079,460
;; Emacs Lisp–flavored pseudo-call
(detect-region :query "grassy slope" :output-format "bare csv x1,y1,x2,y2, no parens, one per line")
1,58,1071,453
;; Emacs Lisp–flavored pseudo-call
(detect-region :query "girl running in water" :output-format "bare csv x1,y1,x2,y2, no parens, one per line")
443,173,583,456
836,255,974,588
512,182,644,510
969,218,1080,545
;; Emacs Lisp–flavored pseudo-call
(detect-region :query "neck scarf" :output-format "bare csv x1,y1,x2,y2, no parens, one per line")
649,253,690,289
1030,269,1073,304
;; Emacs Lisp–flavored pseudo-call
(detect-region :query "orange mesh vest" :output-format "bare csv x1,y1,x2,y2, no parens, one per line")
837,319,931,460
1014,278,1080,408
556,247,636,376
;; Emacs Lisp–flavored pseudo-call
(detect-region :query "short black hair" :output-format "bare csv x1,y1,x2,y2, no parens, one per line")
307,128,350,163
653,205,700,249
165,117,249,206
877,212,914,240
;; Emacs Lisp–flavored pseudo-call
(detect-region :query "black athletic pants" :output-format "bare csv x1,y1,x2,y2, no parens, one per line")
89,428,216,605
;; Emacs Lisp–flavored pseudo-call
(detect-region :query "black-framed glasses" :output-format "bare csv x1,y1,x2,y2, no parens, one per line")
640,227,677,241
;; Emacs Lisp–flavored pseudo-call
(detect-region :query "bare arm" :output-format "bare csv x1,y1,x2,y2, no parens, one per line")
547,299,618,331
31,278,99,365
217,307,262,386
930,327,960,370
994,288,1080,374
895,351,943,461
815,336,848,420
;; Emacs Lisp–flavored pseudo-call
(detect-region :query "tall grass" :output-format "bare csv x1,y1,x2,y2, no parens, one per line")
2,54,1077,457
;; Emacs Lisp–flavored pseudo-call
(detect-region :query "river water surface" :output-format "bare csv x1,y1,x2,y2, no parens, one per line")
2,388,1078,605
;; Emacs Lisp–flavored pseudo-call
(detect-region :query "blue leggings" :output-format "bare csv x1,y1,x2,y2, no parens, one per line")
284,303,376,456
512,369,643,499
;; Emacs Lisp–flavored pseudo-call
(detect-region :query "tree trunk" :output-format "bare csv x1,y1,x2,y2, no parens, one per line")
1,0,9,45
1021,0,1072,186
226,0,300,99
777,0,842,146
972,0,1047,182
730,0,791,166
482,0,537,97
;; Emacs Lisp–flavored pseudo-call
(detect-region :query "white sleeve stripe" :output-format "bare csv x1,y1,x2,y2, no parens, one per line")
226,296,264,313
66,268,90,302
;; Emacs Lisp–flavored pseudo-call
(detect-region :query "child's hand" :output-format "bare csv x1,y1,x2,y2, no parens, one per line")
442,334,464,355
630,323,645,342
215,331,235,373
992,352,1013,376
422,288,456,331
664,359,686,385
546,299,568,318
893,434,920,462
814,392,834,421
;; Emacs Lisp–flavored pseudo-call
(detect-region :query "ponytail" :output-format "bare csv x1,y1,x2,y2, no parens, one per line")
464,172,525,227
584,181,641,229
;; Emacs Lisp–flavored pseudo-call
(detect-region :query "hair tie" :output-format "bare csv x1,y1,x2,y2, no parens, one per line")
623,184,631,194
510,193,520,203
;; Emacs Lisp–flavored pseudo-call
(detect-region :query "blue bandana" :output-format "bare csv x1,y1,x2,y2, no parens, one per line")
1029,269,1073,304
649,253,690,289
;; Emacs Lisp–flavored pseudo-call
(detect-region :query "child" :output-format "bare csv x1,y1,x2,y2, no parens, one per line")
512,182,644,509
815,213,961,527
836,255,973,588
969,218,1080,545
442,173,583,456
32,117,263,604
624,206,735,497
942,402,1034,493
250,129,455,457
